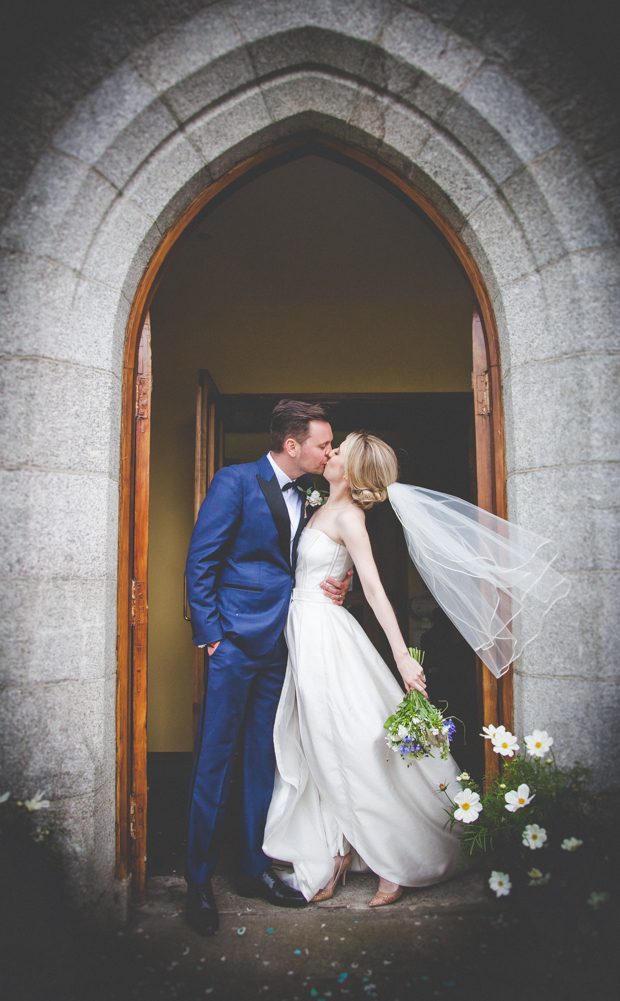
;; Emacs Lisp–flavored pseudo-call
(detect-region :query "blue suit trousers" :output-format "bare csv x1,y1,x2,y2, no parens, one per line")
186,634,288,885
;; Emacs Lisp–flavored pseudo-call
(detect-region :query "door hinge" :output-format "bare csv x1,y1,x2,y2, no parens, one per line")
130,795,137,840
136,374,151,423
473,371,491,416
131,579,147,627
130,794,145,848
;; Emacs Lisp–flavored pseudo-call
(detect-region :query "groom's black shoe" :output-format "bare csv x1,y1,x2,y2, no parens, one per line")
186,879,219,936
238,865,307,908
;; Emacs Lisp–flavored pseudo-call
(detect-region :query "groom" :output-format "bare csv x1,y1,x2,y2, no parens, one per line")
184,399,352,935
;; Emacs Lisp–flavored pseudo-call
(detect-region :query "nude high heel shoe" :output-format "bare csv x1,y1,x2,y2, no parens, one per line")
369,883,403,907
311,852,353,902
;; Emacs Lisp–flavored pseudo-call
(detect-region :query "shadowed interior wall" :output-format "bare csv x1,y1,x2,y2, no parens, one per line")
148,154,473,751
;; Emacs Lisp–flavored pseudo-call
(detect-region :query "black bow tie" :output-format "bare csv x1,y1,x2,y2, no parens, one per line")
282,480,301,492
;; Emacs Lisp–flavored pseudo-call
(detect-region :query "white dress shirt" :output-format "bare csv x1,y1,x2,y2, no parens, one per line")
267,451,303,561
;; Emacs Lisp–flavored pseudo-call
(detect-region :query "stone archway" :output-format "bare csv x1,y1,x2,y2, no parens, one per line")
1,1,618,919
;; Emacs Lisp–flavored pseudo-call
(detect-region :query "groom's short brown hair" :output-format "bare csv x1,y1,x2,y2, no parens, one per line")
270,400,329,453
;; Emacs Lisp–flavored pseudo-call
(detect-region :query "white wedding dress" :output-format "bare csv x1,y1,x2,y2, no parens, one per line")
263,527,462,901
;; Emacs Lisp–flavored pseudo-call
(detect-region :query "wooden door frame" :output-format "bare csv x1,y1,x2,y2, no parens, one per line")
116,131,510,887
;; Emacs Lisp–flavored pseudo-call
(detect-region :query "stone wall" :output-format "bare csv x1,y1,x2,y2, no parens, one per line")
0,0,618,920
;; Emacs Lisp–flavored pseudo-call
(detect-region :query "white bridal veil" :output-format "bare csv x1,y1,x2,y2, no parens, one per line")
387,483,570,678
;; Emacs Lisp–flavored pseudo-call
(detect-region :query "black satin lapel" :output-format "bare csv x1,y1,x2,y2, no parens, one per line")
292,508,306,570
257,474,291,568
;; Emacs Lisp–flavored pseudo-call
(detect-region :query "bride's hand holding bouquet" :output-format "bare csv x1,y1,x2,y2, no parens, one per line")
395,649,427,696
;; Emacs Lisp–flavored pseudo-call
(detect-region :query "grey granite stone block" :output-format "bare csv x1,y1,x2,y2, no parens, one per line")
501,165,568,268
381,101,433,165
507,463,620,573
414,131,494,218
0,679,111,800
348,90,387,146
81,194,158,291
463,193,535,293
497,249,620,371
124,132,206,223
164,46,255,122
248,25,370,81
52,780,117,914
0,357,120,475
96,99,178,189
52,63,159,166
442,95,524,186
0,470,119,579
508,354,620,469
260,72,360,126
381,6,484,92
0,577,117,687
187,88,271,163
460,63,562,166
229,0,389,44
527,143,617,254
0,153,118,272
513,674,620,789
130,3,240,93
515,570,620,681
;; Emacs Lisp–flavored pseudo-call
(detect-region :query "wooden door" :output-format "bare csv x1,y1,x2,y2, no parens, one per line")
472,309,512,782
190,371,224,741
130,315,152,904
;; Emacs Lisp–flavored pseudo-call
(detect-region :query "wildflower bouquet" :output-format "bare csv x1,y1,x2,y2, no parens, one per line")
384,648,456,763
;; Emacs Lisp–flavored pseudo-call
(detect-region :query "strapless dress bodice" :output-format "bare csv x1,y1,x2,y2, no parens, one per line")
292,528,354,602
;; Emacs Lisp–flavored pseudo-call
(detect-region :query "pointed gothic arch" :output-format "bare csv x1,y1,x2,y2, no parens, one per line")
116,132,510,896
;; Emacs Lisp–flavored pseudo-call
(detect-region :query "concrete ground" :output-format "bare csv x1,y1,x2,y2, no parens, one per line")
119,869,498,1001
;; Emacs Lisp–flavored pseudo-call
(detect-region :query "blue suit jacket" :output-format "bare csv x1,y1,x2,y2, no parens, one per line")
185,454,313,657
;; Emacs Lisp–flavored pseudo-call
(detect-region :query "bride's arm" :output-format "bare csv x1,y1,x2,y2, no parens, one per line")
338,509,427,696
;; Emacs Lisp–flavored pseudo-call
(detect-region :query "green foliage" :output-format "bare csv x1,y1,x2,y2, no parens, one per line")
444,751,592,877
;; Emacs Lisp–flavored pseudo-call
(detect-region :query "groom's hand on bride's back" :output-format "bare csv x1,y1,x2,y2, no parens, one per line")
320,568,354,605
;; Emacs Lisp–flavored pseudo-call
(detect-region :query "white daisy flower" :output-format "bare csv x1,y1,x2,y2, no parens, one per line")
561,837,583,851
522,823,547,849
480,724,500,740
488,871,511,897
453,788,483,824
491,729,519,757
504,783,535,812
524,730,554,758
24,791,50,811
587,891,609,910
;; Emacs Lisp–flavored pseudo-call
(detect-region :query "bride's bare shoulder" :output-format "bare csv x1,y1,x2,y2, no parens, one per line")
336,504,367,535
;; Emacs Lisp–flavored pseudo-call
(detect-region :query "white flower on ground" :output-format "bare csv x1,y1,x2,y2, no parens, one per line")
492,729,519,757
524,730,554,758
455,772,470,782
480,724,500,740
0,791,10,804
587,891,609,910
522,823,547,849
488,871,511,897
308,490,323,507
504,783,535,813
528,871,551,886
24,791,50,811
453,788,483,824
561,837,583,851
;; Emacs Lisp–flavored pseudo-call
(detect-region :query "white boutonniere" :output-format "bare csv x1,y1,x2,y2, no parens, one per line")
298,486,328,516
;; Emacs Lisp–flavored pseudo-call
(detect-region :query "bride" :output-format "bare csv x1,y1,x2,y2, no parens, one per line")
263,432,462,907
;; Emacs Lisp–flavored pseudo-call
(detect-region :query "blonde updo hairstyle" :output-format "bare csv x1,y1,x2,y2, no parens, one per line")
340,432,399,510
